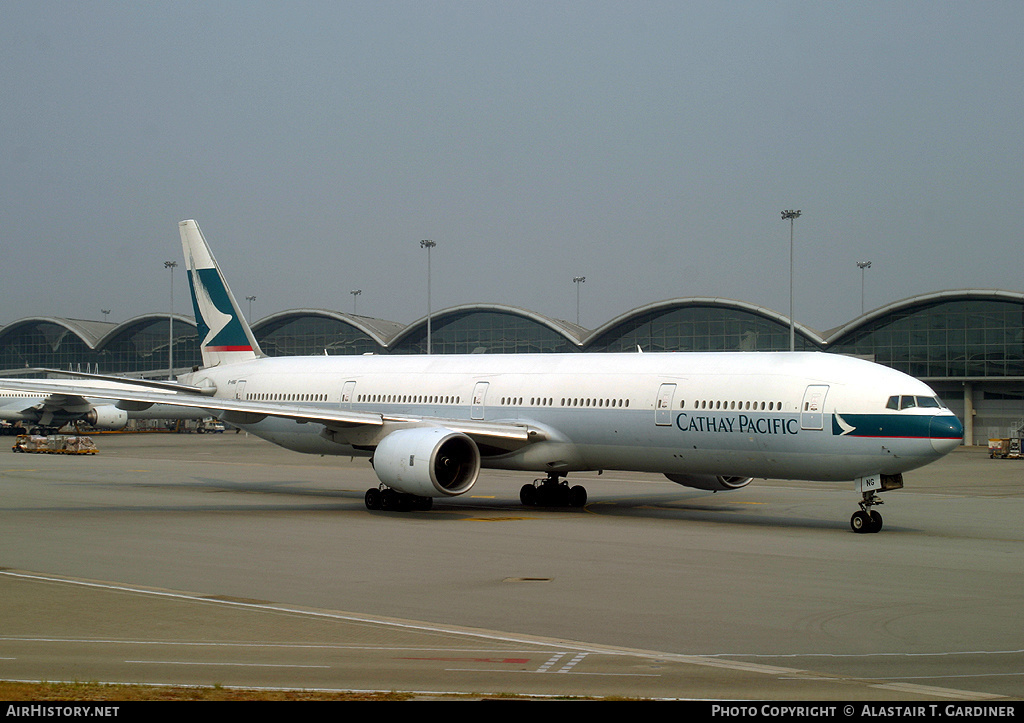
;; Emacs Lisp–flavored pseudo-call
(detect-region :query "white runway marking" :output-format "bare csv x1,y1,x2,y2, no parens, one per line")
1,569,1005,700
126,660,330,669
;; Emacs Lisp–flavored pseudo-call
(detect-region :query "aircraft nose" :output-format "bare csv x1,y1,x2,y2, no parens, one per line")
930,415,964,454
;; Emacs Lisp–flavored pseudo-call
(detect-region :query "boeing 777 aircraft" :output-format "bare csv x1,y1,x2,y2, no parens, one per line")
2,220,964,533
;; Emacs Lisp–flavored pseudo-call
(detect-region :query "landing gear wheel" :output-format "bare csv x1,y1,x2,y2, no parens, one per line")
851,509,883,533
521,474,588,508
366,487,433,512
568,485,588,508
548,483,570,507
851,489,886,533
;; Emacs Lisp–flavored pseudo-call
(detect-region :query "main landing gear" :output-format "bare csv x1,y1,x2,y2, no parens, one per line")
364,487,433,512
520,473,588,508
850,491,884,534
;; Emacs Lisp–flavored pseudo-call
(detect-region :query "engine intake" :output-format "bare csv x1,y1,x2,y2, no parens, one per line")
664,473,753,491
373,427,481,498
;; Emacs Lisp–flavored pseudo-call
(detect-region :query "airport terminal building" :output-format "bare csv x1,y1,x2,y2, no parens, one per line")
2,289,1021,445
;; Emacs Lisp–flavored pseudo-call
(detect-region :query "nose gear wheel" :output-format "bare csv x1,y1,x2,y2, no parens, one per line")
851,491,883,533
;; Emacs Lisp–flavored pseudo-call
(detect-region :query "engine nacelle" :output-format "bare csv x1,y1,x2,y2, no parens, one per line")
372,427,481,498
665,473,753,491
84,405,129,430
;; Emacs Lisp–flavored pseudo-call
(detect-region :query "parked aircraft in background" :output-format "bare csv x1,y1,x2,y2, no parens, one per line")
0,220,964,533
0,376,207,433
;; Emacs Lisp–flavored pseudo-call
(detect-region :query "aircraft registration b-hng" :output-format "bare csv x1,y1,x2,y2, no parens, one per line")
3,220,964,533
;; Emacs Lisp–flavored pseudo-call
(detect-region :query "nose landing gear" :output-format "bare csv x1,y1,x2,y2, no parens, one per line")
851,473,903,533
851,491,883,533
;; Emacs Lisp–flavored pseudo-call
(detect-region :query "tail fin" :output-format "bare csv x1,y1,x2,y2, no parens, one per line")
179,220,263,368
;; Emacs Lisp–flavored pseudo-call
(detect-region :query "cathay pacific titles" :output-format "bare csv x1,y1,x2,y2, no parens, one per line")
676,413,801,435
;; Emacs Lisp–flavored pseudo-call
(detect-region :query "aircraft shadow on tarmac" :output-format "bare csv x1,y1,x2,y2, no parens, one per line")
71,475,859,531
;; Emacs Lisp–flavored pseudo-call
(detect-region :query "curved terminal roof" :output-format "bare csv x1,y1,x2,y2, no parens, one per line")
0,316,118,350
0,314,197,350
825,289,1024,380
585,297,824,352
2,291,1022,382
0,314,199,375
252,309,403,355
389,304,586,354
825,289,1024,344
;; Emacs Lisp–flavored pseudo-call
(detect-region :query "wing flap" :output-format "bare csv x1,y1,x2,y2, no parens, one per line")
38,393,93,413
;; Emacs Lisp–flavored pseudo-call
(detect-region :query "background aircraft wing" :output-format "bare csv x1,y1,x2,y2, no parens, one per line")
0,378,537,449
15,368,213,395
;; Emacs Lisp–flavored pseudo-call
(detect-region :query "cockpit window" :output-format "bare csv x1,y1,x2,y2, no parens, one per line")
887,395,945,410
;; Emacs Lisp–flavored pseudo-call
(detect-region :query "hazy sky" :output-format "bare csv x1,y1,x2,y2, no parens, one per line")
3,1,1022,333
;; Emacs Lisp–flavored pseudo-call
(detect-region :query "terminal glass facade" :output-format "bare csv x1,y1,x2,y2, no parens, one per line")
96,318,199,374
0,321,97,371
830,299,1024,379
588,306,820,353
0,319,200,375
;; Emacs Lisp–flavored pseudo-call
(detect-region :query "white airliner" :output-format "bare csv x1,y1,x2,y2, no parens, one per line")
1,220,964,533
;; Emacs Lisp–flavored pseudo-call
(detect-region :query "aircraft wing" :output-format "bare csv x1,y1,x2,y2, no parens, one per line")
0,378,538,449
14,368,213,395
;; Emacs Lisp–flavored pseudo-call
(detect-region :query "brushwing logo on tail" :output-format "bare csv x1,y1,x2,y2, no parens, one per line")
187,260,253,353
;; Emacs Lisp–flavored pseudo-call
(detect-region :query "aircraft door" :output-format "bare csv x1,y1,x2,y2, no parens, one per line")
340,380,356,409
471,381,489,420
656,383,677,426
801,385,829,430
234,380,246,400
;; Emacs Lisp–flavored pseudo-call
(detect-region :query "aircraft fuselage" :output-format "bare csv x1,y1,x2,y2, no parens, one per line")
185,350,962,483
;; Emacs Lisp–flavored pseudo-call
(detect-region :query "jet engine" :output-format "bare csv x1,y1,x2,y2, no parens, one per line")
664,473,753,491
372,427,481,498
84,405,130,430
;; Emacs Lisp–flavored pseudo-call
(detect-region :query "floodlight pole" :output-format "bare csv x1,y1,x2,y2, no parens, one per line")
573,276,586,326
164,260,177,379
350,289,361,314
246,295,256,320
857,261,872,315
781,210,801,351
420,240,436,354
